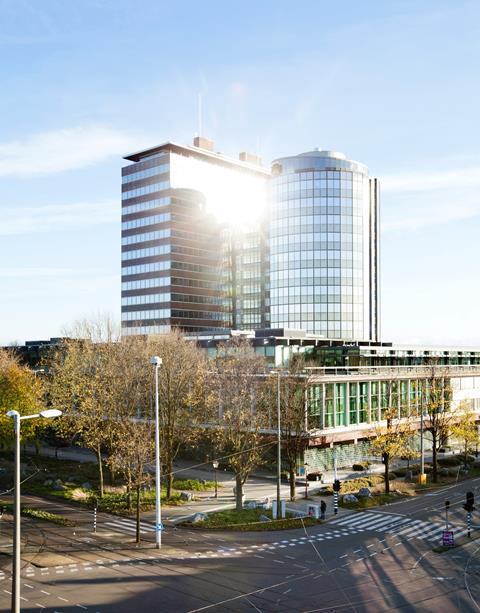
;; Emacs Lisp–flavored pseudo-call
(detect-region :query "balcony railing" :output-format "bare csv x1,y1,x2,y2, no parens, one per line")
305,364,480,380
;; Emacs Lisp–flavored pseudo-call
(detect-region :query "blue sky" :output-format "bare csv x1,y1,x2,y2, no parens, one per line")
1,0,480,345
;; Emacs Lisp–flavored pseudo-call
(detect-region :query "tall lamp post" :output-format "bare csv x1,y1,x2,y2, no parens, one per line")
212,459,219,499
276,371,281,517
6,408,62,613
150,356,163,549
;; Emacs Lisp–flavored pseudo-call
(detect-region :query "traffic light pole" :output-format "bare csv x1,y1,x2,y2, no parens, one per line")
464,491,475,538
332,478,341,515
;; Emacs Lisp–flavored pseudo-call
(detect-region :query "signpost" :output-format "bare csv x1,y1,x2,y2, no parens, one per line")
445,499,450,530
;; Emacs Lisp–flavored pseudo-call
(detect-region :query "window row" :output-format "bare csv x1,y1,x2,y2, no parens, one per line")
121,244,170,260
122,197,171,216
122,292,169,306
122,228,171,246
171,277,221,290
122,181,169,200
271,303,362,314
122,212,170,230
121,163,169,184
273,170,363,183
122,324,171,335
272,250,361,263
273,199,364,212
122,276,171,290
122,260,170,276
271,214,361,227
122,308,171,321
171,309,226,321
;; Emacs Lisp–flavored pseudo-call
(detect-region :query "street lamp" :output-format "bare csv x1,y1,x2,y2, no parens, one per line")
6,408,62,613
150,356,163,549
212,459,219,499
276,371,281,517
304,462,309,500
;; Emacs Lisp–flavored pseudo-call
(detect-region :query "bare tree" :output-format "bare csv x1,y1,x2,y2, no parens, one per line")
147,330,207,499
420,365,455,483
47,317,122,497
267,357,310,501
108,419,154,542
370,406,413,493
210,338,269,511
449,402,479,469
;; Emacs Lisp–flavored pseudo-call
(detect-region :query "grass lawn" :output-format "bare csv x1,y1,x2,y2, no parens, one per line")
181,507,322,531
0,500,76,526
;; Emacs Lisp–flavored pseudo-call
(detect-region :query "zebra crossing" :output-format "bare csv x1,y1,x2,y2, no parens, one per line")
331,511,470,543
102,516,155,535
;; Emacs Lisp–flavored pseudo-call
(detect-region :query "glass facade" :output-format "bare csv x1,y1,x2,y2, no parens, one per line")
269,150,379,340
305,377,459,430
230,227,270,330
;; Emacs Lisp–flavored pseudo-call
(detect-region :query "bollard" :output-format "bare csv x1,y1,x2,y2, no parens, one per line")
93,505,97,534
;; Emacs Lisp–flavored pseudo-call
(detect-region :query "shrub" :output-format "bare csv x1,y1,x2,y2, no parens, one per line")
352,463,368,471
437,456,462,467
173,479,215,491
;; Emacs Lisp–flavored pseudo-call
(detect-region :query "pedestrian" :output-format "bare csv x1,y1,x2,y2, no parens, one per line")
320,499,326,520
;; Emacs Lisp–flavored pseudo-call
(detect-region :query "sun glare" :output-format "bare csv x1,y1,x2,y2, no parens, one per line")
170,152,268,228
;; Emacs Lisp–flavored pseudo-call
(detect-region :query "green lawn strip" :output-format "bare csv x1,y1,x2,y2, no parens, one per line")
173,479,216,491
0,501,76,526
180,507,321,531
22,482,184,517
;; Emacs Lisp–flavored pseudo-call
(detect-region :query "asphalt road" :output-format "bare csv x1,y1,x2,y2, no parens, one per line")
1,480,480,611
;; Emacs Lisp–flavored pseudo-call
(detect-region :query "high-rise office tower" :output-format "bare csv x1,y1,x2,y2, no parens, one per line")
121,137,269,336
269,150,379,341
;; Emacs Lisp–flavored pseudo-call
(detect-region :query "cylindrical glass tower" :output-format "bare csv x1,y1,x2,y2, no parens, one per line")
269,149,379,341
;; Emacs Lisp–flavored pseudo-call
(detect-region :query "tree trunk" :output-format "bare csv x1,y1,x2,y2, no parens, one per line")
432,433,438,483
289,464,296,501
464,442,468,469
96,446,104,498
384,455,390,494
126,470,132,510
235,473,243,511
135,482,141,543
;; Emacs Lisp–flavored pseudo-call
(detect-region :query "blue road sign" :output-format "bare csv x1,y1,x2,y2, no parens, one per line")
442,530,454,546
156,523,164,532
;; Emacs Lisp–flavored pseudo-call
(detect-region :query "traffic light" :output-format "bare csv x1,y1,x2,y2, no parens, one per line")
464,491,475,512
333,479,341,492
381,453,388,464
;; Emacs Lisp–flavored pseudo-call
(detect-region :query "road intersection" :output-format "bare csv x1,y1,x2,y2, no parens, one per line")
0,479,479,611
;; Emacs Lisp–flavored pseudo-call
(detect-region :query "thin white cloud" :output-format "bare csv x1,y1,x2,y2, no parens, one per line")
382,200,480,232
0,267,78,278
0,125,143,177
1,200,118,236
382,166,480,192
